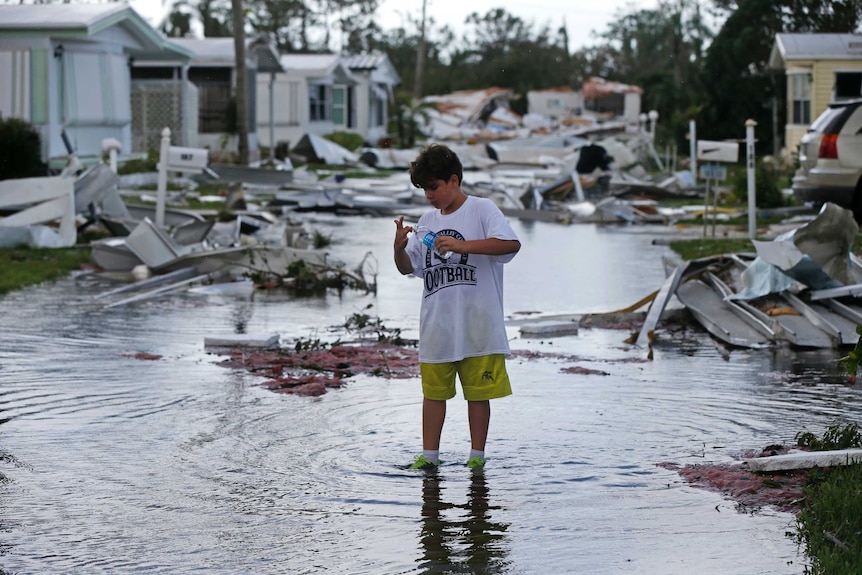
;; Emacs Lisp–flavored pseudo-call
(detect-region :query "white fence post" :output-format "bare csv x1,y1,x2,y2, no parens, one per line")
156,127,171,228
746,119,757,239
689,120,697,186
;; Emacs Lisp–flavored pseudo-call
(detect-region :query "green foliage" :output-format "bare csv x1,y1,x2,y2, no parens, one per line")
293,337,332,352
793,464,862,575
343,303,412,346
312,230,332,249
668,238,755,261
117,150,159,175
796,423,862,451
388,91,430,149
0,115,44,180
596,3,710,153
731,163,786,209
324,131,365,151
790,422,862,573
283,259,371,296
284,259,328,296
838,325,862,379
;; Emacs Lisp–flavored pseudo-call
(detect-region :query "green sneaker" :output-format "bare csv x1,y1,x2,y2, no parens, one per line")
408,454,439,470
465,456,485,470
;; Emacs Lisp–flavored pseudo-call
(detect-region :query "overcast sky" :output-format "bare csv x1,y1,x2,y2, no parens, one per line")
129,0,659,52
377,0,658,50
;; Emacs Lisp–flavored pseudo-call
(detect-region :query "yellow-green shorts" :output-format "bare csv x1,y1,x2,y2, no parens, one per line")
419,354,512,401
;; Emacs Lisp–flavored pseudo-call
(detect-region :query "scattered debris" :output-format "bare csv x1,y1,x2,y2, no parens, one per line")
213,342,420,396
121,352,163,361
669,203,862,350
659,457,809,514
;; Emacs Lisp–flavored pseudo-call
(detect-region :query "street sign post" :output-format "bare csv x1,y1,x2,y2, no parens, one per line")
696,141,738,238
699,165,727,181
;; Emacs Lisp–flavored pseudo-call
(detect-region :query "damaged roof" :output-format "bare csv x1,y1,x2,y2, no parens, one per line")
582,77,643,100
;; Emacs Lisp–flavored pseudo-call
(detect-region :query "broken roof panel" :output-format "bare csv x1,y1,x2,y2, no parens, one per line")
582,77,643,100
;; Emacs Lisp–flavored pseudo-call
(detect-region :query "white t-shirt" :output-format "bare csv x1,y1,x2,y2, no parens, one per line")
405,195,519,363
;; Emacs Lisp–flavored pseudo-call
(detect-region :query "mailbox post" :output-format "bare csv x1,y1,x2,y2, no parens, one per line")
155,127,214,228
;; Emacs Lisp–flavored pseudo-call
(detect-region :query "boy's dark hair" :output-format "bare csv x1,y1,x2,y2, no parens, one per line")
409,144,463,189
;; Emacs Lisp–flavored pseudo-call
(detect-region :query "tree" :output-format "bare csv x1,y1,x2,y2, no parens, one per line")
240,0,380,52
161,0,194,38
712,0,862,32
231,0,249,164
198,0,233,37
413,0,427,100
701,0,862,154
587,1,712,150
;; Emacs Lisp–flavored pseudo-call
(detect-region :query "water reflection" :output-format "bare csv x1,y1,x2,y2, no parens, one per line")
419,471,510,574
230,299,253,333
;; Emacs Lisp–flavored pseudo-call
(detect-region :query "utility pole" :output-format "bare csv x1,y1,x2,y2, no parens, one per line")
231,0,249,165
412,0,427,101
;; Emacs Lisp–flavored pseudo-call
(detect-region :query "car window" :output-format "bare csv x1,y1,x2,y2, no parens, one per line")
809,107,844,133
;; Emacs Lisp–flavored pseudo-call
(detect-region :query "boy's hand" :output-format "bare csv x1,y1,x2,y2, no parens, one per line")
393,216,412,252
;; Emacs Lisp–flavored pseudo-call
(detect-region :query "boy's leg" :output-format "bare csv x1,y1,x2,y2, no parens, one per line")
467,400,490,452
422,398,447,451
458,354,511,464
419,362,457,459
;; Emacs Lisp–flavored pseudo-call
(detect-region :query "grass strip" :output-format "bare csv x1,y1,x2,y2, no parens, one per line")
668,233,862,262
793,464,862,575
0,246,91,297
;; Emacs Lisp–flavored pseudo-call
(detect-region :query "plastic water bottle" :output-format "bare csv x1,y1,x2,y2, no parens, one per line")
413,225,451,259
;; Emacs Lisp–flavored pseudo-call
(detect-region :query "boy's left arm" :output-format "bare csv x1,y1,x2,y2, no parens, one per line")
436,236,520,256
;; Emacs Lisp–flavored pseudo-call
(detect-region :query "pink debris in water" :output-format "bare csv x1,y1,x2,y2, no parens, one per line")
560,366,610,376
658,445,811,513
215,342,420,396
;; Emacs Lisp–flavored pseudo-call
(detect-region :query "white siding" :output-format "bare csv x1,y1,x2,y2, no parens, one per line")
0,49,31,120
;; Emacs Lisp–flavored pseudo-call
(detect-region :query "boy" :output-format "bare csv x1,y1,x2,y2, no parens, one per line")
393,144,521,470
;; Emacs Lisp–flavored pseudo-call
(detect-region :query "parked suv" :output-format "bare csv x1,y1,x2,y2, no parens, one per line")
793,98,862,222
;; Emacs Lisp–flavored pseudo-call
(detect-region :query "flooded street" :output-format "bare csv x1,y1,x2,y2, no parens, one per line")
0,214,859,573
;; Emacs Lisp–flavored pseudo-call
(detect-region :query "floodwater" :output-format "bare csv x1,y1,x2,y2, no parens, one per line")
0,214,859,574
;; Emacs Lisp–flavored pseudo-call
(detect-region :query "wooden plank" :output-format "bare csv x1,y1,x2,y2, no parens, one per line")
204,334,281,349
519,319,579,338
745,448,862,472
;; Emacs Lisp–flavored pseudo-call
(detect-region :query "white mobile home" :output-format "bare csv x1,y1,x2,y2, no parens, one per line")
0,4,190,163
256,53,356,153
341,52,400,146
256,51,399,152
